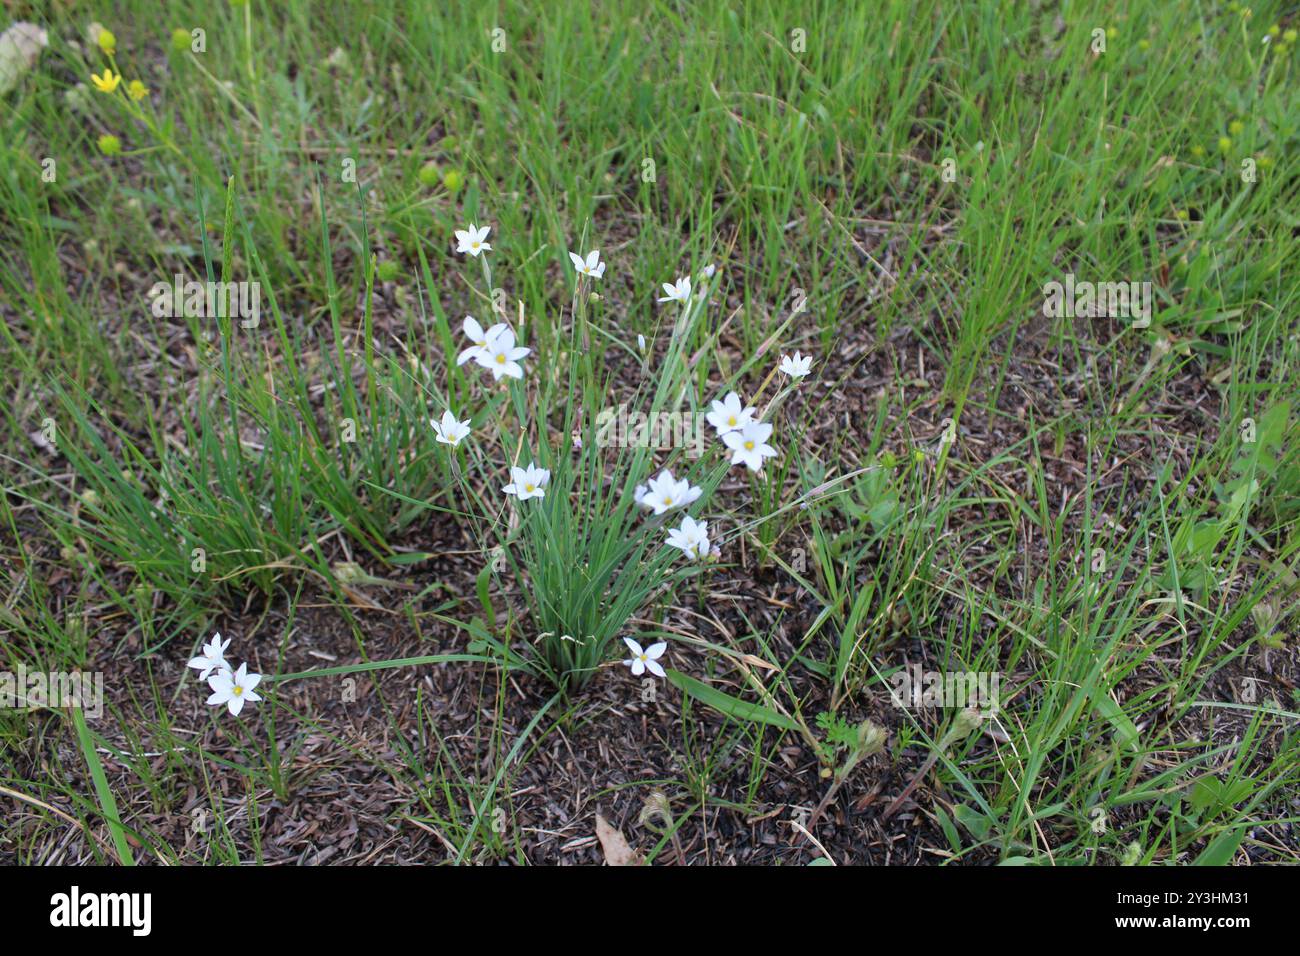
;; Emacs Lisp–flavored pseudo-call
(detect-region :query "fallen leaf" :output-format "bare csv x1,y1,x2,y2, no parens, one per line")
595,813,640,866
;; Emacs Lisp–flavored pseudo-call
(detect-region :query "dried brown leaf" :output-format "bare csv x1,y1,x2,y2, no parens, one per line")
595,812,640,866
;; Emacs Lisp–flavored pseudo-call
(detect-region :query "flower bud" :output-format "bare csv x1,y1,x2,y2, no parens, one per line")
417,161,440,187
856,719,887,756
941,706,984,748
89,24,115,56
333,561,366,585
637,791,673,829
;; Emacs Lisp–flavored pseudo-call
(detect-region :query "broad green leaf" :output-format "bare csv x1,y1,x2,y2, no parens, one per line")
1194,827,1245,866
71,707,135,865
476,562,495,629
1090,688,1140,751
387,551,438,565
666,670,800,732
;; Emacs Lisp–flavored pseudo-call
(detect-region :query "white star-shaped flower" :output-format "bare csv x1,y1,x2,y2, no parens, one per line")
665,515,710,560
503,462,550,501
657,275,692,304
638,469,703,516
454,223,491,257
706,391,756,435
206,661,262,717
569,249,605,279
622,637,667,678
778,351,813,380
432,409,472,446
723,421,778,472
456,315,507,366
187,632,231,682
473,325,531,380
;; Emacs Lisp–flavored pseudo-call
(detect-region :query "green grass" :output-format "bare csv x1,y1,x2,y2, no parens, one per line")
0,0,1297,865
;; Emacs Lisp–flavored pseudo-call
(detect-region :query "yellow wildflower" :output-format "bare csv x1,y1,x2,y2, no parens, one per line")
91,69,121,93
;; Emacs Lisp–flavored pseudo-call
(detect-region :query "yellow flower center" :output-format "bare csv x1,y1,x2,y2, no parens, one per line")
496,354,506,364
727,416,737,426
663,497,672,505
524,484,535,493
233,686,244,697
638,654,647,662
744,440,754,450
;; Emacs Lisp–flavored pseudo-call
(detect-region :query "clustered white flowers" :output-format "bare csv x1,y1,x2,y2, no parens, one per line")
190,231,815,700
456,315,505,366
706,391,778,471
458,315,531,381
188,633,262,717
